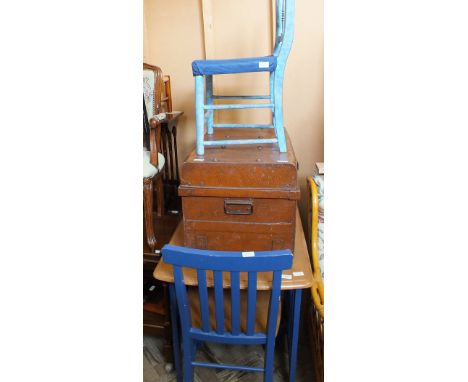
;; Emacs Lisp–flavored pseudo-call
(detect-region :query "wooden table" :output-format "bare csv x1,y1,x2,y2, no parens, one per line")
154,208,313,382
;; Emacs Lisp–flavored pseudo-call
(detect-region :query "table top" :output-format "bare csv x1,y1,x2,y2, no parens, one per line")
153,208,313,290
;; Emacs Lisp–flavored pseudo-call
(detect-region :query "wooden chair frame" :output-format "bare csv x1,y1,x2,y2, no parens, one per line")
143,100,164,254
145,63,184,213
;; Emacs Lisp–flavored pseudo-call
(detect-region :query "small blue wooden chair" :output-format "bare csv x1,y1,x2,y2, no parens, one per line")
162,244,293,382
192,0,295,155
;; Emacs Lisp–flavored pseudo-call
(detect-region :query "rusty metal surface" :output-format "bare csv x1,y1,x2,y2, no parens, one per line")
180,129,299,251
179,128,299,199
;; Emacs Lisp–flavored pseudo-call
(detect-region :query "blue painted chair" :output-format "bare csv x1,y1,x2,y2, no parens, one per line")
162,244,293,382
192,0,295,155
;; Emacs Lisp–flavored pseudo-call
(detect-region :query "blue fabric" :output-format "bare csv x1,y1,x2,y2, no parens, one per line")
192,56,277,76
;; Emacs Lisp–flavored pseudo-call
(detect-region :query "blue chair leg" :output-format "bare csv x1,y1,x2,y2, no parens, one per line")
182,335,194,382
264,333,277,382
269,71,275,107
273,69,287,152
191,341,198,361
285,291,293,356
195,75,205,155
287,289,302,382
270,71,276,134
169,285,183,382
206,75,214,135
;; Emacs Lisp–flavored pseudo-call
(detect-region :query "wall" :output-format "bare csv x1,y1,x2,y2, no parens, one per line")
144,0,323,220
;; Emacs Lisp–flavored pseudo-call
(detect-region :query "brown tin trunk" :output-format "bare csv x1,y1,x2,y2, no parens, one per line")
179,128,300,252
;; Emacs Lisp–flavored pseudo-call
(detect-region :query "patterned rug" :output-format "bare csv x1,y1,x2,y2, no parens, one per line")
143,332,314,382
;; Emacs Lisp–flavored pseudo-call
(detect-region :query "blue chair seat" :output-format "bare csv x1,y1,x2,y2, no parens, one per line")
192,56,277,76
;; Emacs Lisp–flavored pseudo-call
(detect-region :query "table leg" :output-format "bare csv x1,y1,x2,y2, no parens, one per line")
169,284,182,382
285,290,293,356
287,288,302,382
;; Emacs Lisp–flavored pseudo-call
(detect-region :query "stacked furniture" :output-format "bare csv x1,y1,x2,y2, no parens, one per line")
148,2,315,380
183,0,298,250
169,3,302,378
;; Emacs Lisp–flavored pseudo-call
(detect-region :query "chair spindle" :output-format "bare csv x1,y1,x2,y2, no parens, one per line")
230,271,241,335
173,266,192,329
213,270,224,334
246,272,258,335
196,269,211,332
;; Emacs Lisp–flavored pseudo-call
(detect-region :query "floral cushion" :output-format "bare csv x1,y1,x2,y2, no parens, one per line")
143,69,155,117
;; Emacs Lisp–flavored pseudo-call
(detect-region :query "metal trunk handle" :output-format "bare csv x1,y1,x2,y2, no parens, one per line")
224,199,254,215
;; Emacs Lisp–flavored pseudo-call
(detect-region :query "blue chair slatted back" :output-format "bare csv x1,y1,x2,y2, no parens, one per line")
163,244,293,346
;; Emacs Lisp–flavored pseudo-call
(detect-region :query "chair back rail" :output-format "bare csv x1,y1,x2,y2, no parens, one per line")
274,0,295,63
273,0,284,55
